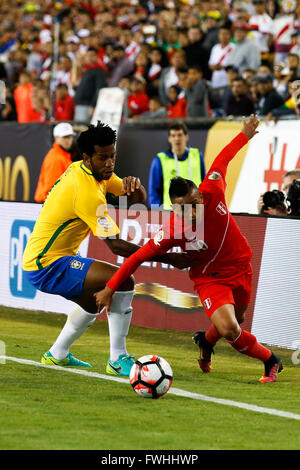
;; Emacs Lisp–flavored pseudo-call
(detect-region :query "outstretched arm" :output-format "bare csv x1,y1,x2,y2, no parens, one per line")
208,114,259,178
104,235,194,269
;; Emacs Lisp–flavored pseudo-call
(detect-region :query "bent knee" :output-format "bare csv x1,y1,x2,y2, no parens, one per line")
217,322,241,342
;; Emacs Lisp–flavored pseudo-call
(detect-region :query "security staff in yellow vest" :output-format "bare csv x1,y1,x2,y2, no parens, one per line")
148,122,206,209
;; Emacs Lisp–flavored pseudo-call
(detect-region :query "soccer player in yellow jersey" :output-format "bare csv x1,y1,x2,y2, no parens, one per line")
23,122,189,376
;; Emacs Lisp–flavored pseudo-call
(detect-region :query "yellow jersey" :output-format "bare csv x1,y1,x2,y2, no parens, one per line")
23,161,125,271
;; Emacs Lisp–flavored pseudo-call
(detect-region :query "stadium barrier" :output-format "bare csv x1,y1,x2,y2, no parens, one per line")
1,201,299,350
0,120,212,204
0,119,299,215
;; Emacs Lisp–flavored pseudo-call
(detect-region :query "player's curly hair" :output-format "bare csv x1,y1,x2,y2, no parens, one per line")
169,177,197,201
77,121,117,157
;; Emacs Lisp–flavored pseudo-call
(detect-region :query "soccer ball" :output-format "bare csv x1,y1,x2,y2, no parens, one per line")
129,355,173,399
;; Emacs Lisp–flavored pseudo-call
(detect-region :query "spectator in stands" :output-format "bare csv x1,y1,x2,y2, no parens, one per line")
34,123,74,203
225,77,255,117
54,83,75,121
107,44,134,88
185,66,209,117
132,51,149,81
74,56,107,122
248,0,274,63
242,68,257,87
256,74,285,115
0,62,7,81
226,22,261,74
273,63,289,98
0,87,17,121
183,26,210,79
222,65,240,111
146,46,167,97
267,79,300,119
209,26,235,89
127,75,150,118
167,85,187,119
148,121,206,209
56,55,74,97
257,64,273,76
27,94,48,123
136,96,167,120
159,49,187,106
13,71,33,123
273,0,296,64
281,53,300,81
202,10,223,54
290,30,300,58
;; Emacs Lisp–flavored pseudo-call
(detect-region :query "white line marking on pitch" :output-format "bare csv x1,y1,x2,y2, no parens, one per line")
1,355,300,422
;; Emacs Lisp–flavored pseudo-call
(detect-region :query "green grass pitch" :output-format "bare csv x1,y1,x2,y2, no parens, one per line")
0,305,300,450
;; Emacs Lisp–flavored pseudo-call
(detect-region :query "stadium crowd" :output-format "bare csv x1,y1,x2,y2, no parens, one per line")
1,0,300,123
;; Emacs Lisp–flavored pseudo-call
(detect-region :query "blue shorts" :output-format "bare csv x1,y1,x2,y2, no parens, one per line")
24,255,94,300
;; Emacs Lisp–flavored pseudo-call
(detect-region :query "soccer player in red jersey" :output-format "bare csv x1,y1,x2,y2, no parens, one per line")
94,115,283,383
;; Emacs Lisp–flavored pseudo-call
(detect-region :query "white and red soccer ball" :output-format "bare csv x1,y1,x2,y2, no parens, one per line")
129,355,173,399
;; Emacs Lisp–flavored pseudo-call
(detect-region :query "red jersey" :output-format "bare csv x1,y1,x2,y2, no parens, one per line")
128,92,150,116
107,132,252,292
55,95,75,121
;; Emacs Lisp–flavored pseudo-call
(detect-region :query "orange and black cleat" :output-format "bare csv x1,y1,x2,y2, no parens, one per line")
259,353,283,383
193,331,215,373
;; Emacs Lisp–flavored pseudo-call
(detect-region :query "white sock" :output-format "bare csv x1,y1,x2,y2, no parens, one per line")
50,305,97,360
107,290,134,362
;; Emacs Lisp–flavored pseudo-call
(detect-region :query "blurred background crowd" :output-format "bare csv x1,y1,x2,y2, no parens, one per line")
1,0,300,123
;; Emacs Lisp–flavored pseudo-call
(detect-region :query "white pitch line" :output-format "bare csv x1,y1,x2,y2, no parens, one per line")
2,355,300,422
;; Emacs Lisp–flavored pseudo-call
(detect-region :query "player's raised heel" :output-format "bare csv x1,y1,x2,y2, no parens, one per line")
41,351,92,367
106,354,136,377
259,353,283,383
193,331,214,373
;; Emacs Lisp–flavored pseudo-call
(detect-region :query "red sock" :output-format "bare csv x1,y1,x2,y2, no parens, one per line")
205,324,222,346
229,329,272,362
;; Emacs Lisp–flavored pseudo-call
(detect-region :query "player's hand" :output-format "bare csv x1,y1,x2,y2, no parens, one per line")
94,286,113,314
167,253,198,270
122,176,141,196
241,114,259,140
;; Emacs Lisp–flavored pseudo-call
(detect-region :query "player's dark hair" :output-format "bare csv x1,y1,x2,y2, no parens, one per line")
169,177,197,201
77,121,117,157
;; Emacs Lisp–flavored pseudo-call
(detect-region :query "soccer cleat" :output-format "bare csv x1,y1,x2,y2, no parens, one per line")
259,353,283,383
106,354,136,377
193,331,215,373
41,350,92,368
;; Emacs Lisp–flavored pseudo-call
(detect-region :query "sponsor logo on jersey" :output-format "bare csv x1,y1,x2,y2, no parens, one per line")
97,216,113,232
216,201,227,215
154,230,164,246
203,298,212,310
208,171,221,181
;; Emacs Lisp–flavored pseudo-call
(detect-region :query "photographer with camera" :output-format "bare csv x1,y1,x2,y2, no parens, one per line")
287,178,300,217
258,169,300,216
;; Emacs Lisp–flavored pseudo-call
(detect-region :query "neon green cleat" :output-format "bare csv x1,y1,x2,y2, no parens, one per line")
41,351,91,368
106,354,136,377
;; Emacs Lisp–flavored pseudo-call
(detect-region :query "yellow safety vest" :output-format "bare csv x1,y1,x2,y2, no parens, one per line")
157,148,202,209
